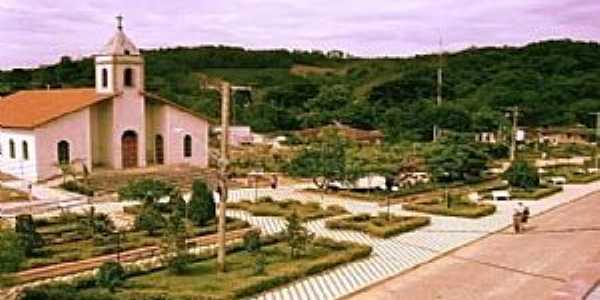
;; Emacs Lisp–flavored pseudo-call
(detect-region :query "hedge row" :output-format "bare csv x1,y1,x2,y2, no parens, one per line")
326,213,430,238
511,185,562,200
403,201,496,218
228,198,348,221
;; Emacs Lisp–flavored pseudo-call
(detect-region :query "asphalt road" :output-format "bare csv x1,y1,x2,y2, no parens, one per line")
347,192,600,300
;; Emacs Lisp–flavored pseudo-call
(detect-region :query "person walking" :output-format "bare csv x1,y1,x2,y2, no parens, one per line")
513,211,522,234
270,174,278,190
521,204,530,223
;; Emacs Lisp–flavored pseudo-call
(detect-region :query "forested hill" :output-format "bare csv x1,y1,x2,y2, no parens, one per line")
1,40,599,141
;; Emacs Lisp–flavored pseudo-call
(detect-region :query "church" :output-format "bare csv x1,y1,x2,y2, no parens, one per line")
0,18,210,182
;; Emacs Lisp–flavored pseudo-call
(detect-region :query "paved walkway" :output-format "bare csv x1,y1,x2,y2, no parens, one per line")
589,286,600,300
224,182,600,300
0,180,86,216
346,188,600,300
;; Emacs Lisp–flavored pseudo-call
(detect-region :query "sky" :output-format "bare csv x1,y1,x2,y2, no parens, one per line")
0,0,599,70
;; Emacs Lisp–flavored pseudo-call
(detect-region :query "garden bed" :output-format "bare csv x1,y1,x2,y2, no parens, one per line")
23,214,249,270
511,185,562,200
325,213,430,238
120,239,370,300
23,237,372,300
227,197,348,221
0,186,29,203
403,198,496,218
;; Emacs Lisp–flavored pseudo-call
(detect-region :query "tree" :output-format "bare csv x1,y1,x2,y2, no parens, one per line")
187,180,216,226
96,261,125,292
301,84,352,128
161,212,190,275
78,207,114,238
135,206,165,236
15,215,44,257
243,229,262,253
284,211,314,258
426,134,489,182
0,230,25,276
287,130,364,189
503,160,540,189
169,189,187,218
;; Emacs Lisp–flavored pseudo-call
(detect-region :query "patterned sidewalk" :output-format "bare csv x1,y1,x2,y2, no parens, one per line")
226,182,600,300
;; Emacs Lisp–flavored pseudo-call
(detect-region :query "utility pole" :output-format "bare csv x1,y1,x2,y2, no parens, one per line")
217,81,231,273
589,112,600,170
433,35,443,142
507,106,520,162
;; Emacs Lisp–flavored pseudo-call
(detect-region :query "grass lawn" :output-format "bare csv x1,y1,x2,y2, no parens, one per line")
510,185,563,200
227,197,348,221
403,198,496,218
24,216,249,270
326,213,430,238
0,186,29,203
118,238,371,300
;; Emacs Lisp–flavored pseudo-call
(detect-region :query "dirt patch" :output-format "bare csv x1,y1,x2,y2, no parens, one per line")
87,165,235,194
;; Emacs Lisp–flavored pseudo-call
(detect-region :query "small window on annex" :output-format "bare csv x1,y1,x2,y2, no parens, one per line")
183,135,192,158
22,141,29,160
57,140,70,164
124,68,134,87
9,139,15,159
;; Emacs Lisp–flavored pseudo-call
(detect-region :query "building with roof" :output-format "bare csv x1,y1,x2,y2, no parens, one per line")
0,18,210,182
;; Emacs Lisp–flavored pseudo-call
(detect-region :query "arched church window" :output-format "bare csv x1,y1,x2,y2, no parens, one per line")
184,135,192,158
124,68,134,87
102,68,108,88
22,141,29,160
57,141,70,164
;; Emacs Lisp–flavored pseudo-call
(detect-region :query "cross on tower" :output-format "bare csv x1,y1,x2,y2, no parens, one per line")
116,15,123,31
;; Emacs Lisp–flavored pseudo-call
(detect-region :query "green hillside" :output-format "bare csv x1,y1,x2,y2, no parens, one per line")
1,40,599,141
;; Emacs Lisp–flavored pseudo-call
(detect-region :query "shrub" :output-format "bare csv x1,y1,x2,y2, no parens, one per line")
243,229,262,253
284,211,314,258
59,181,95,196
96,261,125,292
118,179,175,204
503,160,540,189
187,180,216,226
15,214,44,257
135,207,166,236
21,284,118,300
0,230,25,275
255,252,267,275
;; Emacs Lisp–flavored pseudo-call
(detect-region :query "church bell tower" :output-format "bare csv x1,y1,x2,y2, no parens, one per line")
95,16,144,94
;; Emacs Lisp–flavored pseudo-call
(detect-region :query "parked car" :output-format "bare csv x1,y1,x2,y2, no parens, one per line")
547,176,567,185
491,190,511,201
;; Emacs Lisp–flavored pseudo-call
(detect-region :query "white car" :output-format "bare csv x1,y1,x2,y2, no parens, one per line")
491,190,511,201
547,176,567,185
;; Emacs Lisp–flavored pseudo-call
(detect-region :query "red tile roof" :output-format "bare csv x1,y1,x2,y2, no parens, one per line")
0,88,114,129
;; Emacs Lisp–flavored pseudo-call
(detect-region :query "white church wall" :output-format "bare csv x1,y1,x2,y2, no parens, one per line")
0,128,38,182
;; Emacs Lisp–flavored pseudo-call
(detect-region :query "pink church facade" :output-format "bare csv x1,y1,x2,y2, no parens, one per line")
0,21,210,182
